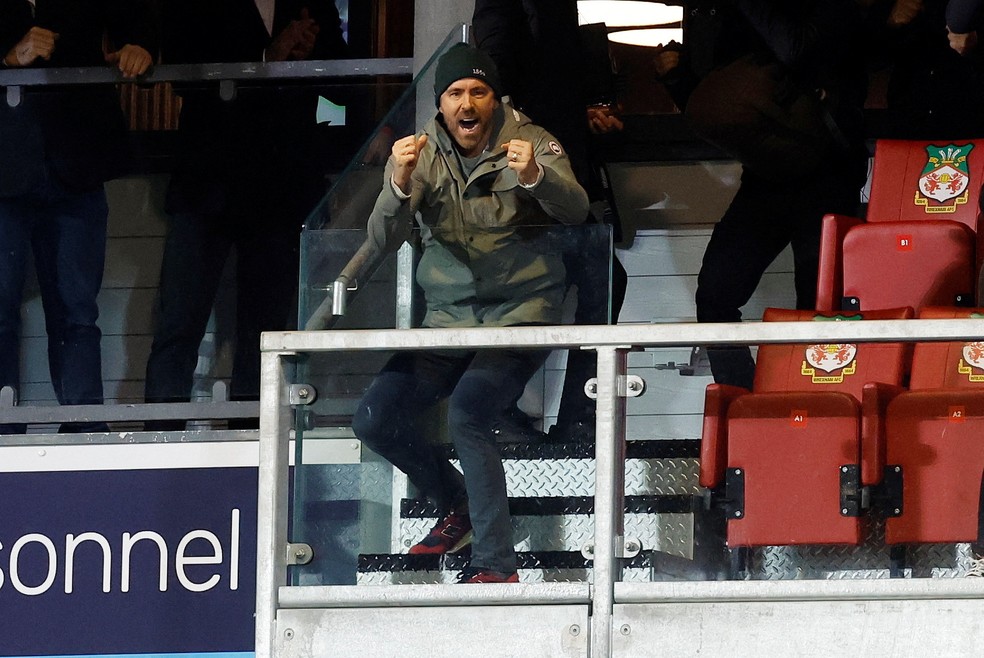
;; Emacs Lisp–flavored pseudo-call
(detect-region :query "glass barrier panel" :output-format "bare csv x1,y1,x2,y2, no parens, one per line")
290,222,614,586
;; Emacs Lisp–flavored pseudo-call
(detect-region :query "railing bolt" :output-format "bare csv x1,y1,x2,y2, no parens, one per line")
284,629,294,640
620,624,631,636
569,625,581,636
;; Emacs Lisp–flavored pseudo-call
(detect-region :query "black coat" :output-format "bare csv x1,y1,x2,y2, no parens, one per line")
0,0,157,195
161,0,348,221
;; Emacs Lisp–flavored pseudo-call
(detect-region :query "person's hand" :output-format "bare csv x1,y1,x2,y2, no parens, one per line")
391,134,428,195
654,41,682,78
501,139,538,186
266,8,320,61
105,44,153,78
888,0,923,28
948,28,978,56
587,105,624,134
4,27,58,67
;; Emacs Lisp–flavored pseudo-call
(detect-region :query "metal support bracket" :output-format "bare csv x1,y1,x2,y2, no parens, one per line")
584,375,645,400
725,468,746,520
288,384,318,406
5,85,22,108
286,543,314,566
219,79,237,101
331,277,359,316
881,465,904,517
839,464,862,517
580,536,642,560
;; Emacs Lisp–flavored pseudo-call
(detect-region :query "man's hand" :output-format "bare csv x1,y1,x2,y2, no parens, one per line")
888,0,923,28
266,8,320,62
948,28,978,56
501,139,538,186
4,27,58,67
587,105,624,135
105,44,153,78
392,134,428,195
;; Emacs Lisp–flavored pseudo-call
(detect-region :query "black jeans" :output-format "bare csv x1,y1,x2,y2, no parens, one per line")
144,210,299,418
0,171,108,434
695,165,862,389
352,348,548,573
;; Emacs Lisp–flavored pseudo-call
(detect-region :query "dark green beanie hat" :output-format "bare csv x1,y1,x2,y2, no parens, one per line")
433,43,502,107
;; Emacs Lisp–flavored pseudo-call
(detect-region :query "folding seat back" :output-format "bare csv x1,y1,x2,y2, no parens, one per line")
838,221,976,311
867,140,984,232
703,307,913,547
753,308,912,395
816,140,984,313
885,307,984,545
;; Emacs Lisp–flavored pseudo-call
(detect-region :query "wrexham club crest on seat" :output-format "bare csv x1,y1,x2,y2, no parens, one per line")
915,143,974,213
958,342,984,383
801,344,858,384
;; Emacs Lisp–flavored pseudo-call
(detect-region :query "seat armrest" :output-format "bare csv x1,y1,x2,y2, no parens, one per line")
816,213,864,312
700,383,750,489
860,381,904,486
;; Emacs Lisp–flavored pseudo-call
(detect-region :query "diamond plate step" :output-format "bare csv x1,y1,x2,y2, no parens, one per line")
356,550,664,585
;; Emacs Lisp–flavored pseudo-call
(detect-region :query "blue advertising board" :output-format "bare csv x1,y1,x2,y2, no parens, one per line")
0,442,260,658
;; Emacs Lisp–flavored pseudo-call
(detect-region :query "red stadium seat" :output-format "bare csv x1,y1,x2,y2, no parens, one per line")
883,307,984,549
700,307,914,548
816,140,984,312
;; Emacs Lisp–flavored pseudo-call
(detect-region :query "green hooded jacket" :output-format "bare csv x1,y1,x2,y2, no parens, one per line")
367,102,590,328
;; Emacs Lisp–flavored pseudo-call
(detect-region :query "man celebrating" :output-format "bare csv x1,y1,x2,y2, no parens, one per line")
352,43,589,583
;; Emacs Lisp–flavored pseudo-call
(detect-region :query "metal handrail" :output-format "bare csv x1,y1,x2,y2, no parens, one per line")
256,317,984,658
0,382,258,427
264,317,984,353
303,237,386,330
0,58,413,106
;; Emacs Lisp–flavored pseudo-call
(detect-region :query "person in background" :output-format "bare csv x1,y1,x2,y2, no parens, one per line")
865,0,984,137
351,44,589,583
472,0,629,443
144,0,347,430
655,0,868,390
0,0,155,434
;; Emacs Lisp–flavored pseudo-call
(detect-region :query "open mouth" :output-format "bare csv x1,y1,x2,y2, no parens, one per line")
458,117,480,133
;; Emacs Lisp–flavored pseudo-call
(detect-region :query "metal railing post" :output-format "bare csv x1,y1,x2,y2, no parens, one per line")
255,350,293,658
590,346,629,658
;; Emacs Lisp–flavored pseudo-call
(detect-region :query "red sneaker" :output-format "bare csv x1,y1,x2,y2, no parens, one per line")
457,567,519,584
408,510,473,555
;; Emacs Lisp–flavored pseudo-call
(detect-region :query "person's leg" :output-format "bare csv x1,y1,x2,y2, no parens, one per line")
228,221,299,408
695,173,796,390
30,179,108,431
550,225,628,441
789,166,862,311
144,211,231,429
0,195,33,435
352,351,471,510
448,348,549,575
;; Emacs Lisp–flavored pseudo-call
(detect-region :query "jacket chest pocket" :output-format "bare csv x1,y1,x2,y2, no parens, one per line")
466,170,519,228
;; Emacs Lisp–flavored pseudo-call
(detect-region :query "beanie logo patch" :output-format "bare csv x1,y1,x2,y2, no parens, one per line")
473,68,486,77
548,141,563,155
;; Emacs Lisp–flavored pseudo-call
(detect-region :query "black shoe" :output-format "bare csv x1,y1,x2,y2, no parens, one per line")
546,418,595,443
492,406,547,443
457,566,519,583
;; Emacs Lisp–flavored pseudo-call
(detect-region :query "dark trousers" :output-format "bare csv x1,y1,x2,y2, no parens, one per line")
0,171,107,434
352,348,548,574
555,230,628,427
695,166,861,389
144,210,299,412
